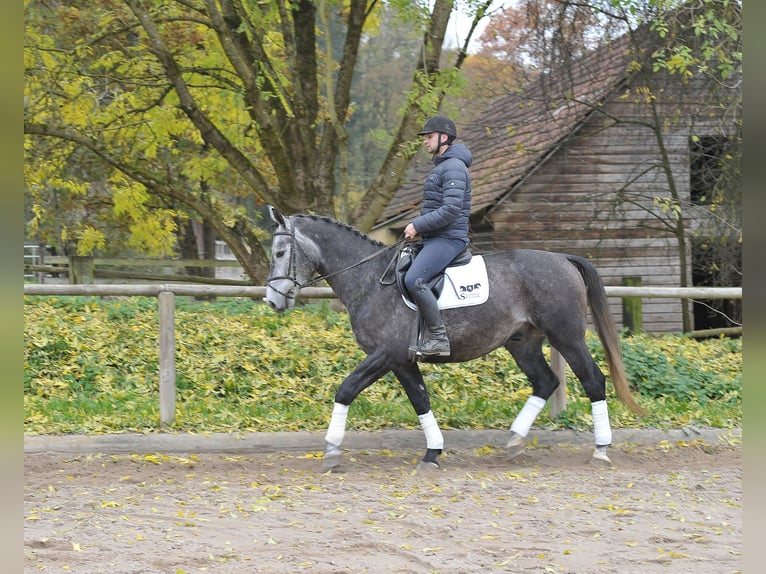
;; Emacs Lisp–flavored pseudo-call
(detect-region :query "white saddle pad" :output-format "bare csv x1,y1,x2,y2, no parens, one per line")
402,255,489,311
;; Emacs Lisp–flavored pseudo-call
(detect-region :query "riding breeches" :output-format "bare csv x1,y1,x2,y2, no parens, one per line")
403,237,467,294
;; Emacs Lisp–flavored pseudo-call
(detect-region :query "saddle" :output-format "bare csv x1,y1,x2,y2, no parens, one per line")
395,242,474,305
395,242,488,362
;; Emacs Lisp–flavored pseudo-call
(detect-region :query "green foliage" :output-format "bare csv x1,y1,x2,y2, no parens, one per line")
24,297,741,435
648,0,742,81
585,330,741,429
586,331,741,402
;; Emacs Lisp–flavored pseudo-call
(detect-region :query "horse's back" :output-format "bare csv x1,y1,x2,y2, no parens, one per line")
486,249,586,288
433,249,590,361
483,249,589,317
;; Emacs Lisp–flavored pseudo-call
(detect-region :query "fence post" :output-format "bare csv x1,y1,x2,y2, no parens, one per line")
158,291,176,426
69,256,94,284
622,276,643,334
549,348,567,417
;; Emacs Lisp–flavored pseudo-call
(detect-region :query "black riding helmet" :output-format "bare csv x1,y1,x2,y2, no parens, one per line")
418,115,457,145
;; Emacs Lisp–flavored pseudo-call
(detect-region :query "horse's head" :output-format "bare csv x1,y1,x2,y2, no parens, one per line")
264,206,320,312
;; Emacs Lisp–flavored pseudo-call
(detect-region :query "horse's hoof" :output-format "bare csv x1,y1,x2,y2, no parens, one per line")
506,432,526,459
589,446,612,467
322,444,343,469
415,460,440,472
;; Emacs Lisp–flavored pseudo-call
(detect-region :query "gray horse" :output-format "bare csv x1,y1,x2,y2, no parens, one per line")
264,207,645,470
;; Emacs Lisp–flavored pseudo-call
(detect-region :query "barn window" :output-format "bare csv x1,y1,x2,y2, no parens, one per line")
689,135,730,205
691,237,742,332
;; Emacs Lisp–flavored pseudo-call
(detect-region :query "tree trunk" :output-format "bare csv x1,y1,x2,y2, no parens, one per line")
349,0,456,231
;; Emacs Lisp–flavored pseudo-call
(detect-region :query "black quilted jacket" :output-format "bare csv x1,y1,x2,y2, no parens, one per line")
411,143,473,243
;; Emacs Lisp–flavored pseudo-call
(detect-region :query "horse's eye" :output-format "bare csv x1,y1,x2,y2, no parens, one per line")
275,250,285,258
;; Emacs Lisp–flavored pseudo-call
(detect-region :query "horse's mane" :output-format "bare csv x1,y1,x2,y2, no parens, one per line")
294,214,387,248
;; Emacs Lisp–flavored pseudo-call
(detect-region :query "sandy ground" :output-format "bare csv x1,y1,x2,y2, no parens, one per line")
24,438,741,574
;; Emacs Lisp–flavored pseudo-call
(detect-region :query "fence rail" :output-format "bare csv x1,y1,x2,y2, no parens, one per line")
21,283,743,299
23,283,742,427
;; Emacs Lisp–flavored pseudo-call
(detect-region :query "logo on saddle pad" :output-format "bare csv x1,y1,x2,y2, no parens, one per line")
402,255,489,310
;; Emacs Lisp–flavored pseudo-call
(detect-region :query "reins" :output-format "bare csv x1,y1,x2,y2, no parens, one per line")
267,218,407,297
301,236,407,288
379,238,409,285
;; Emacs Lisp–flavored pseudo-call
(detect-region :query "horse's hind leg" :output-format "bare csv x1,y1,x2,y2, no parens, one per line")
505,335,562,459
550,338,614,466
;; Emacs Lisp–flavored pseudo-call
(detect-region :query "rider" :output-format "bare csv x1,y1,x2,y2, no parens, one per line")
404,115,473,357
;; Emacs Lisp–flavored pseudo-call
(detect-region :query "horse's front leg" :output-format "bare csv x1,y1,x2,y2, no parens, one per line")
323,350,391,469
393,363,444,471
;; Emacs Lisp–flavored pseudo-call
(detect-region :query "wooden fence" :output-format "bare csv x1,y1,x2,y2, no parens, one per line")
24,255,249,285
23,283,742,427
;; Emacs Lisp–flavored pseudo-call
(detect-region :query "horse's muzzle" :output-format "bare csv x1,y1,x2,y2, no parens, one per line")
263,297,284,313
263,295,290,313
264,284,295,313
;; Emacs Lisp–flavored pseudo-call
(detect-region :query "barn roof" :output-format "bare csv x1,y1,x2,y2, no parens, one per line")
375,34,634,229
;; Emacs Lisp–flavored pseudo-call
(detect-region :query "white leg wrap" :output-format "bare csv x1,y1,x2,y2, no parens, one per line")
591,400,612,446
510,395,546,438
324,402,349,447
418,410,444,450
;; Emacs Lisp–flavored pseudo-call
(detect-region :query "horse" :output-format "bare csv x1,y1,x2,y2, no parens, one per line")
263,206,645,470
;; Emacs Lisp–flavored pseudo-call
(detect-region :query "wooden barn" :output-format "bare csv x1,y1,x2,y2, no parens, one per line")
374,31,741,334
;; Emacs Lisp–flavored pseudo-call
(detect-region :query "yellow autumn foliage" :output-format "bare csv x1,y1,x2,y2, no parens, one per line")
23,297,741,435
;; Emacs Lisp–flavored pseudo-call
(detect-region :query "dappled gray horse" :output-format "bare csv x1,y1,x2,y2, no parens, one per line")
264,207,645,470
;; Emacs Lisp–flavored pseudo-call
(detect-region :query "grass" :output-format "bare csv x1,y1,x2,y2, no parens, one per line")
24,296,742,435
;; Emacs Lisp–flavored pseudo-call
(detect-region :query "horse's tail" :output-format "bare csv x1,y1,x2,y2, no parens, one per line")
566,255,647,417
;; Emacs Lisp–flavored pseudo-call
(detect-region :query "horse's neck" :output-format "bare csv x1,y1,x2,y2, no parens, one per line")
304,222,389,306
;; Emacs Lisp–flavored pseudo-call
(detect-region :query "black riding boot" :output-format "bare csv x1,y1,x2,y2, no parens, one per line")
411,278,450,357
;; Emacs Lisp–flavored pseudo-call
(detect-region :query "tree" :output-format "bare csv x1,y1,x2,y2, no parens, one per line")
337,4,425,219
453,0,636,118
24,0,494,281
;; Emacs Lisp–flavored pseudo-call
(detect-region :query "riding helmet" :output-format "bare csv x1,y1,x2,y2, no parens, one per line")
418,115,457,138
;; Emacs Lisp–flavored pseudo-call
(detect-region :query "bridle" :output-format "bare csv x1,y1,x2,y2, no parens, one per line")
265,224,303,302
265,217,407,302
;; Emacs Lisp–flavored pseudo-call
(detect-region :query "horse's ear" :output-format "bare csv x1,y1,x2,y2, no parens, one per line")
268,205,286,228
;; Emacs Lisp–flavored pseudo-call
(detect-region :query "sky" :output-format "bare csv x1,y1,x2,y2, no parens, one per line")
446,0,513,54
